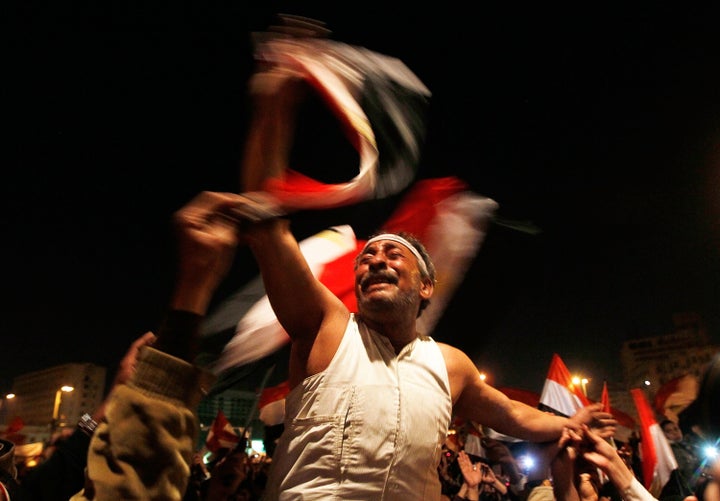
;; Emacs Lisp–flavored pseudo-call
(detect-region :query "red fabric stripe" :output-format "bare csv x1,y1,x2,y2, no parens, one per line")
258,381,291,409
206,410,240,453
316,176,473,312
546,353,591,407
381,177,469,237
601,381,611,413
498,387,540,408
631,388,658,490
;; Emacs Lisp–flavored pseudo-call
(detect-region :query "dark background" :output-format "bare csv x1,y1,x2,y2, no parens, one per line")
4,3,720,397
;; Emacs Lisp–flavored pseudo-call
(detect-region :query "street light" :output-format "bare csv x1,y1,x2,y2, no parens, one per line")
0,394,15,425
51,385,74,432
572,376,589,396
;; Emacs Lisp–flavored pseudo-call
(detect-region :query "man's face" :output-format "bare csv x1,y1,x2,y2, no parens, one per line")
662,421,683,442
354,240,426,314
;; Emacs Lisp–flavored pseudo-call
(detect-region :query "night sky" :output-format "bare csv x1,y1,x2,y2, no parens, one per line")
4,3,720,398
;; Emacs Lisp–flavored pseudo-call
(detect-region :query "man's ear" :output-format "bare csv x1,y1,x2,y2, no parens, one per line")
420,277,434,299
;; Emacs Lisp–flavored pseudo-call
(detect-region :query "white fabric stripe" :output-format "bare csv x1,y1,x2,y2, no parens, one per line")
540,379,583,417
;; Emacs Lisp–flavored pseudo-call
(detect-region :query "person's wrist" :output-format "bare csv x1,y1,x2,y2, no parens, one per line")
607,459,635,492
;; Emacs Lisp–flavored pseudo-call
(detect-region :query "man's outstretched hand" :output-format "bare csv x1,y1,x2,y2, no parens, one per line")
567,403,617,439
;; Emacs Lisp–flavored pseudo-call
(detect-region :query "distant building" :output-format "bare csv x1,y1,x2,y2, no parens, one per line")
1,362,272,450
4,363,106,436
582,313,718,437
620,312,718,402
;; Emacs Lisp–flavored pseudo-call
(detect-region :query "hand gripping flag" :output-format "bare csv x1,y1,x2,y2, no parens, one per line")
599,380,637,443
198,177,498,395
539,353,591,417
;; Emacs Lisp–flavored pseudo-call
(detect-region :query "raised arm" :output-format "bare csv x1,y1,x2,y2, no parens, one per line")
244,218,349,348
237,63,351,384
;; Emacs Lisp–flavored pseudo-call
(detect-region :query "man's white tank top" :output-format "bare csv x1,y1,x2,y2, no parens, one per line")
264,313,453,500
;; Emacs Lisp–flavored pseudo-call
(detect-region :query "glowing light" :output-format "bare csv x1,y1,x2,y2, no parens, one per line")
250,439,266,454
52,386,75,429
518,454,535,471
572,375,589,396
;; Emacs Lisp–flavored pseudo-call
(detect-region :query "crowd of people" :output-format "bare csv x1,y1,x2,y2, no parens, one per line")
0,175,718,500
435,414,719,501
2,22,719,501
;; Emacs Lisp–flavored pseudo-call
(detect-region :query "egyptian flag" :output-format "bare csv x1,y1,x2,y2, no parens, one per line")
238,28,431,218
198,224,359,378
596,382,616,484
631,388,680,498
205,410,241,453
601,381,611,413
599,381,637,441
539,353,590,417
198,177,498,394
258,381,291,427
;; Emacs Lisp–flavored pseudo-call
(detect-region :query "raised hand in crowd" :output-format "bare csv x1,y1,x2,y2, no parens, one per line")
455,450,484,501
564,424,657,501
550,426,600,501
68,192,248,500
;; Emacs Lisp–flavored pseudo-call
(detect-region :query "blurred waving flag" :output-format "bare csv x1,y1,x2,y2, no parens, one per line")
198,177,498,396
631,388,680,498
539,353,591,417
239,19,431,217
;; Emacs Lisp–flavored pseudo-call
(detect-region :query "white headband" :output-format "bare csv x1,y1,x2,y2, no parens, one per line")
363,234,429,276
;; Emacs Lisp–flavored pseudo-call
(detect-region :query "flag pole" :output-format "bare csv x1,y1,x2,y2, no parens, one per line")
238,363,277,449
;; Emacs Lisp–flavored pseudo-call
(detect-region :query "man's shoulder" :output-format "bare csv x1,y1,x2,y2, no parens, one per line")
437,343,475,374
